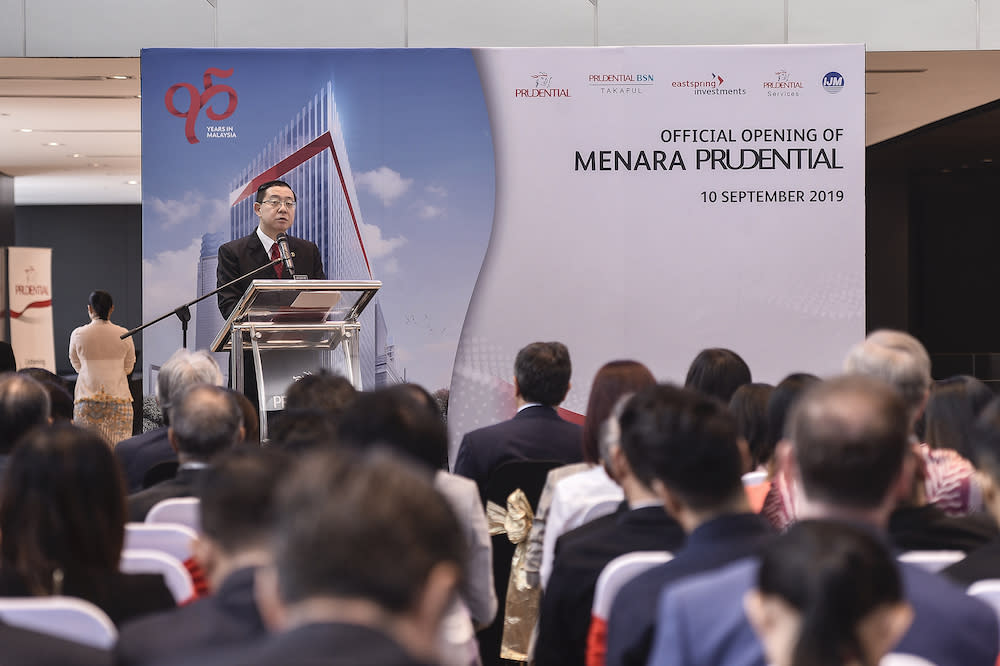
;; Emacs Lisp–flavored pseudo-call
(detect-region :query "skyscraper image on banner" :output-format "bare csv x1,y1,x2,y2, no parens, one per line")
196,80,396,389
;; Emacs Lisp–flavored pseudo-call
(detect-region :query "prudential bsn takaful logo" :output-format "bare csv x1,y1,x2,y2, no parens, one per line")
822,71,845,94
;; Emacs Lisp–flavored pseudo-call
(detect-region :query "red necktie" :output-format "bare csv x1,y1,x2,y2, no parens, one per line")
270,243,284,279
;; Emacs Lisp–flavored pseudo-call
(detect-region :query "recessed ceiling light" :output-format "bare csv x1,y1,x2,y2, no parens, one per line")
983,158,994,164
69,153,81,158
135,94,142,99
18,128,32,133
90,162,101,168
107,75,131,80
45,142,60,147
126,180,139,185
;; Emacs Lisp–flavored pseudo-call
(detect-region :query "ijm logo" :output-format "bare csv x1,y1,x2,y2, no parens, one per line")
164,67,238,144
822,71,845,94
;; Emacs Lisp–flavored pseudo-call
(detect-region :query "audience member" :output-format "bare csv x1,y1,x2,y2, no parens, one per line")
845,330,979,516
923,375,993,461
943,398,1000,585
533,385,692,666
268,408,340,454
683,347,751,403
170,449,465,666
115,448,292,666
116,349,223,492
338,384,496,630
646,375,998,666
18,367,74,422
127,384,243,521
225,387,260,446
759,372,820,530
454,341,582,500
283,368,357,415
0,423,174,625
605,386,773,666
0,373,50,474
535,360,656,588
745,520,913,666
729,382,774,472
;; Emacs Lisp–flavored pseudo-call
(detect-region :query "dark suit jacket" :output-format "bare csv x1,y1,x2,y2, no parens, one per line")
115,427,175,494
127,466,206,522
606,513,774,666
153,621,434,666
454,405,583,501
943,538,1000,587
648,548,999,666
0,569,174,628
889,504,998,552
217,232,326,320
0,620,111,666
533,505,685,666
115,566,263,666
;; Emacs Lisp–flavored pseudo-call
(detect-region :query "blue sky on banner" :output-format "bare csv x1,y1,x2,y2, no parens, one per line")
140,48,495,390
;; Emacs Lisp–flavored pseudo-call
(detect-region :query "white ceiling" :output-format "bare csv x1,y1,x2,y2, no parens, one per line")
2,51,1000,205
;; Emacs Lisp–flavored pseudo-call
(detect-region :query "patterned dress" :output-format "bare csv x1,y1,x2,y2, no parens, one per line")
69,317,136,446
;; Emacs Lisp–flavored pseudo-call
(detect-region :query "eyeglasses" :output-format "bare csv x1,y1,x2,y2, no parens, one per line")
260,199,296,209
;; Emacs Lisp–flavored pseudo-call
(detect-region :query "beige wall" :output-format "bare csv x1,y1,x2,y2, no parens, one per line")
1,0,996,56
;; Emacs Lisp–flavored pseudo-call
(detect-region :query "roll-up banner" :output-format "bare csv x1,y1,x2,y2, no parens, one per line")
7,247,56,371
140,45,865,462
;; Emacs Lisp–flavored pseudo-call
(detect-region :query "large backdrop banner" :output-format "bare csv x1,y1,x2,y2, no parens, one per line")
140,45,864,460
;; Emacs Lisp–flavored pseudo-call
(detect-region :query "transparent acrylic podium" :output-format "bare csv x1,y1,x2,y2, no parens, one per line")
210,279,381,440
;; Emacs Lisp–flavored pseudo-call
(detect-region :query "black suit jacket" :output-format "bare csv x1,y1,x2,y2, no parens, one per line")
942,538,1000,587
116,566,263,666
153,621,434,666
115,427,175,494
533,505,686,666
217,232,326,319
0,620,111,666
453,405,583,500
605,512,774,666
889,504,998,553
127,466,206,522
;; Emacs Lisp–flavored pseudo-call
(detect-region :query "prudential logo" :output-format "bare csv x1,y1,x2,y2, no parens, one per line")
821,71,845,94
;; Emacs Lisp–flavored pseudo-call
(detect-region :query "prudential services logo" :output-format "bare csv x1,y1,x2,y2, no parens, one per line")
514,72,571,99
164,67,239,144
763,68,803,97
821,71,845,94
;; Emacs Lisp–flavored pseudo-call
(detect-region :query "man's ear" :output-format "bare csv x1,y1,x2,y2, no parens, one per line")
191,536,219,589
413,562,461,635
654,480,684,520
775,441,795,481
167,427,179,454
512,377,521,400
737,437,753,474
254,565,286,632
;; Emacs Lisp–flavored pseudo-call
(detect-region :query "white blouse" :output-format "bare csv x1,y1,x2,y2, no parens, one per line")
68,318,136,402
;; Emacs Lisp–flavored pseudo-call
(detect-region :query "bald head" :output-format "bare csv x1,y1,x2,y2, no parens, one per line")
170,384,242,461
789,375,909,510
0,373,51,453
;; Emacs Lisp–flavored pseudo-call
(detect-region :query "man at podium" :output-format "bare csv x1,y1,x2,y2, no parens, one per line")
216,180,327,410
216,179,326,319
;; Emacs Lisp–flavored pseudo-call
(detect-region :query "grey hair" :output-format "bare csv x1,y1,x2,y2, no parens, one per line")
598,392,634,467
843,329,931,416
156,348,223,416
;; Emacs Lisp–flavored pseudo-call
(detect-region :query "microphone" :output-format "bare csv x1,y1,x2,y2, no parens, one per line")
275,233,296,276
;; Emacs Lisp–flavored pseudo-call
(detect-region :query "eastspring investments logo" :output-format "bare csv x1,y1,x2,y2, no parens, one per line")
672,73,746,96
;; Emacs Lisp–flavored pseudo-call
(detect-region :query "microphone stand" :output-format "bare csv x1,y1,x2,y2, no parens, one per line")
121,256,288,348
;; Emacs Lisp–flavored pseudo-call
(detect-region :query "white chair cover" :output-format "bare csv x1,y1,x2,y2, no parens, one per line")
120,548,195,603
124,522,198,563
0,596,117,649
145,497,201,532
897,550,965,573
592,551,674,620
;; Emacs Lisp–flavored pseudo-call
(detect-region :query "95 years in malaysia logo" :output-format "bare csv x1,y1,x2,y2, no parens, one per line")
164,67,239,144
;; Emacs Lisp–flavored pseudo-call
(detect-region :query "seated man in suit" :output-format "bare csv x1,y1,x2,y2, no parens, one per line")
648,375,999,666
167,448,465,666
115,447,292,666
605,386,774,666
534,387,700,666
127,384,243,521
115,349,224,493
454,341,583,500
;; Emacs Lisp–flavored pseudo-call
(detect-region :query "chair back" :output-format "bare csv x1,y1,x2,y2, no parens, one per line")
741,470,767,487
125,522,198,563
579,496,623,526
0,596,117,649
592,551,674,621
146,497,201,531
120,548,195,603
879,655,938,665
897,550,965,573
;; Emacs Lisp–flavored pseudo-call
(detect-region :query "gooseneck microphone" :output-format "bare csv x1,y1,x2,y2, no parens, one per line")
275,232,296,276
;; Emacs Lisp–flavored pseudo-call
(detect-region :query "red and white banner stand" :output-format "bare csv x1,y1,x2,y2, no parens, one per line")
7,247,56,372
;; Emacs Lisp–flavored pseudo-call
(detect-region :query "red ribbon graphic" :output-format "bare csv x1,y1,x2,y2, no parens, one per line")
165,67,238,144
9,299,52,319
